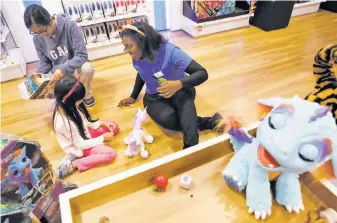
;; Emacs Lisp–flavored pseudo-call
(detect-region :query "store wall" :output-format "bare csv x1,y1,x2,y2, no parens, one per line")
40,0,64,16
153,0,167,31
169,0,183,31
1,0,39,63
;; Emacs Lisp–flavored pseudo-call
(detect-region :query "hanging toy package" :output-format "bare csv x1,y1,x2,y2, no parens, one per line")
65,4,82,23
78,2,93,22
94,24,108,42
101,0,116,17
83,25,98,44
106,21,120,41
90,0,104,20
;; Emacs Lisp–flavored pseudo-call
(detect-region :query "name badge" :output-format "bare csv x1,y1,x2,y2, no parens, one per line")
152,71,167,85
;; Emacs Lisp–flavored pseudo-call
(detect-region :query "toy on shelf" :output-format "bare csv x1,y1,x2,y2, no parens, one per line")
102,0,116,17
124,107,153,159
114,0,127,15
126,0,137,13
106,21,120,40
78,2,93,22
83,25,97,44
153,175,168,192
183,0,238,23
91,0,104,20
94,24,108,42
222,95,337,220
65,4,82,23
136,0,146,11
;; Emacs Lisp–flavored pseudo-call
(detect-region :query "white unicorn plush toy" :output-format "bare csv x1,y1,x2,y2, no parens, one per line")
124,107,154,159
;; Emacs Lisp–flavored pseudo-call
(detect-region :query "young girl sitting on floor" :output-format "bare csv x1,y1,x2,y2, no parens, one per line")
54,76,117,179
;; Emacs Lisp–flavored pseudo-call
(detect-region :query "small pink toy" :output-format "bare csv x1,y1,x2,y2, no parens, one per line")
88,121,119,138
124,108,153,159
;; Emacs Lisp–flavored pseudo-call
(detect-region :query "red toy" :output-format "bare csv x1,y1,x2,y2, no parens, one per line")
88,121,119,138
153,175,168,191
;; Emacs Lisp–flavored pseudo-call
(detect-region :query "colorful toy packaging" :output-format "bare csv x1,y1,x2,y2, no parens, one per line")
1,134,78,223
101,0,116,17
184,0,236,22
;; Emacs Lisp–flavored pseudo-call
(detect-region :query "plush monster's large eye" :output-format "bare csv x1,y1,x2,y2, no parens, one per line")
13,170,19,176
298,144,319,162
22,157,27,162
268,113,286,130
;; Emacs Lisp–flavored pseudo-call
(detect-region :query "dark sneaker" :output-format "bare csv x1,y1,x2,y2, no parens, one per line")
83,96,95,107
63,182,79,192
211,112,226,134
56,156,77,179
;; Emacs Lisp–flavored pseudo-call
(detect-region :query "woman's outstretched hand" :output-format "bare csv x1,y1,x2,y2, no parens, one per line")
157,80,182,98
118,97,136,107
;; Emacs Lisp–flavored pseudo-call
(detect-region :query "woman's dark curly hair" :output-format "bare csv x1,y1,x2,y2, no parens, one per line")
120,21,167,61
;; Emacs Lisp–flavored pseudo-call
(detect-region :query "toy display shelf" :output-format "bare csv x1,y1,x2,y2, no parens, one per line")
62,1,155,60
59,121,337,223
0,48,26,82
181,12,250,37
291,0,326,17
84,10,151,60
77,11,147,27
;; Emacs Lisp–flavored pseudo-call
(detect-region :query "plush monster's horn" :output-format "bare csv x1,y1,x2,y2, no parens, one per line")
309,106,330,123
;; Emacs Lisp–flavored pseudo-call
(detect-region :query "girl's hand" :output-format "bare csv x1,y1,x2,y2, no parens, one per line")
100,122,117,134
118,97,136,107
103,132,115,141
157,81,182,98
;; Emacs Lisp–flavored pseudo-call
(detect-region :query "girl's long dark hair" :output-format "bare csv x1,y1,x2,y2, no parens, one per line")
53,77,96,140
120,21,166,61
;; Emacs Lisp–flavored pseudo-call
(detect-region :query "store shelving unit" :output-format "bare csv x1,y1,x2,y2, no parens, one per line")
61,0,155,60
291,0,326,17
181,1,252,37
0,10,26,82
181,13,250,37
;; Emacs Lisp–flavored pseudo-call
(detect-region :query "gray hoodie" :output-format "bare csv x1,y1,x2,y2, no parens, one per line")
33,14,88,76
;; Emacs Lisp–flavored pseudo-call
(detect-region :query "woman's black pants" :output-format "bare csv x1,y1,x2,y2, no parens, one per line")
143,87,214,149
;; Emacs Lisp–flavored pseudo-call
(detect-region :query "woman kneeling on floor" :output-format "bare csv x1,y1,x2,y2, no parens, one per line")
118,22,225,149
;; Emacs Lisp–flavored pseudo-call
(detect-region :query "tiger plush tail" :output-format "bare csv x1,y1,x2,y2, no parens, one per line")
305,44,337,125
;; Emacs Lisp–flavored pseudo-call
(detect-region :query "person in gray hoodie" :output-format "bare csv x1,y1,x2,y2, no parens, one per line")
24,4,95,107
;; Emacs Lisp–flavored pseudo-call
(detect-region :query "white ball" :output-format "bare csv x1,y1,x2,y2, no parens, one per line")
180,174,192,190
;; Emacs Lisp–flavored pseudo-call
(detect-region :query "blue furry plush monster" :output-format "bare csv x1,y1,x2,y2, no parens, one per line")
222,96,337,220
1,146,42,198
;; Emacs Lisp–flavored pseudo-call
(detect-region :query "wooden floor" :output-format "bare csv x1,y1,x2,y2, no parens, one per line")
1,11,337,187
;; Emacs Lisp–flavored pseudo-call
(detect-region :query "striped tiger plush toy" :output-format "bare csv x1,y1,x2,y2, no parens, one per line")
305,44,337,125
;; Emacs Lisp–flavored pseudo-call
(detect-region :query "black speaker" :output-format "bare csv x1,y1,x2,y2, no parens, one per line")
251,1,295,31
320,1,337,13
